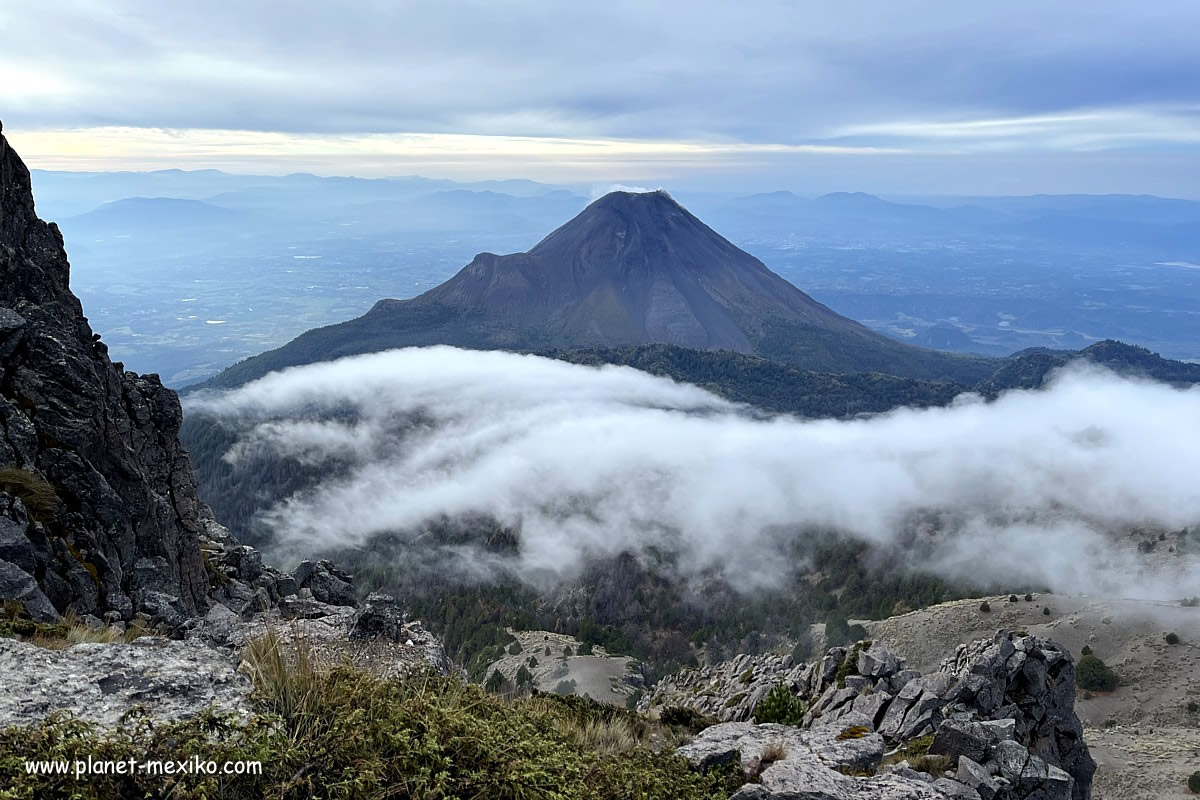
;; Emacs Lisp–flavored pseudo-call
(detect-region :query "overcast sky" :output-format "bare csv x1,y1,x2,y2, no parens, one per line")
3,0,1199,195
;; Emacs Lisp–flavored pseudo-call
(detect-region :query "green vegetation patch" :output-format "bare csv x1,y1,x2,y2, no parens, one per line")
1076,654,1120,692
754,683,807,726
835,640,871,688
0,635,743,800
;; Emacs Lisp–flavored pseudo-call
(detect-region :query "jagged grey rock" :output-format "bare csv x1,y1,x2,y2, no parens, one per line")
681,720,952,799
0,636,252,729
956,756,1001,800
0,558,58,621
928,719,1005,764
641,650,811,721
669,630,1095,800
858,642,902,679
294,559,356,606
1,122,209,624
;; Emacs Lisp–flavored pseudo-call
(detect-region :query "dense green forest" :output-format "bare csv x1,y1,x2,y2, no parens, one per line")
307,531,973,680
550,344,967,416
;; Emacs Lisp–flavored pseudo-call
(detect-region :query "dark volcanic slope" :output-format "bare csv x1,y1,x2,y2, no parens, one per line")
201,190,994,389
0,122,209,622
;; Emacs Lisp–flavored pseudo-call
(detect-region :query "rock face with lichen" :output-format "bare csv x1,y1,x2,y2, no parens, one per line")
0,121,210,626
0,636,253,729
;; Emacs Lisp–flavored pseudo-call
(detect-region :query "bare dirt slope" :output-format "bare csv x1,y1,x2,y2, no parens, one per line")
860,593,1200,799
485,629,643,706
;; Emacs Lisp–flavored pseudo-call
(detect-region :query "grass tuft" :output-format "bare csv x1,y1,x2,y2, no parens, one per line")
0,466,59,522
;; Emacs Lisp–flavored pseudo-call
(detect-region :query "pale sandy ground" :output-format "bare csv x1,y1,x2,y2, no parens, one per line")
485,629,639,706
861,593,1200,799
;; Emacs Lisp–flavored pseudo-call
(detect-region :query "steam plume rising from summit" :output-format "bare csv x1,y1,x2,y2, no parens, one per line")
188,347,1200,598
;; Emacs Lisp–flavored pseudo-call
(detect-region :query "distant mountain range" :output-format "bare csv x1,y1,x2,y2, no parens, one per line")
32,168,571,219
698,190,1200,253
32,166,1200,382
196,190,994,389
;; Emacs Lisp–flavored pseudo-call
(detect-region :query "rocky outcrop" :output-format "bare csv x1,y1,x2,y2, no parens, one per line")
667,632,1096,800
192,578,457,680
0,123,458,733
641,650,808,722
680,715,950,800
0,121,209,625
0,636,252,729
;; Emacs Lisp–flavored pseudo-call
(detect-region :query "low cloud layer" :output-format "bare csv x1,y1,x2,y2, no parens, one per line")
188,347,1200,599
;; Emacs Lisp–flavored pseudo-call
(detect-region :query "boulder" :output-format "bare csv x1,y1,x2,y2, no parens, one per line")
955,756,1001,800
0,637,251,729
294,559,356,607
858,643,902,679
681,720,963,799
928,719,1003,765
0,558,59,621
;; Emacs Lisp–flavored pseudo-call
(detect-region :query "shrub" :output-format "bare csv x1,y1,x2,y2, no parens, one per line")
760,739,787,765
516,665,533,688
1009,595,1019,603
508,641,523,655
1077,654,1119,692
563,645,574,658
1025,593,1033,601
1187,701,1198,713
200,548,229,586
0,467,59,522
882,733,936,770
1043,606,1051,616
658,706,715,733
1081,645,1093,656
553,679,578,696
979,601,991,613
1166,632,1181,645
1190,771,1200,794
835,641,870,688
754,683,807,726
578,642,594,656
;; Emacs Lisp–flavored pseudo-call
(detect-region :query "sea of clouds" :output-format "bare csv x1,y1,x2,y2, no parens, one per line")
187,346,1200,600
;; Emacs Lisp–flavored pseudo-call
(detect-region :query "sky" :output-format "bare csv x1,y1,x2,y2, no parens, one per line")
3,0,1199,196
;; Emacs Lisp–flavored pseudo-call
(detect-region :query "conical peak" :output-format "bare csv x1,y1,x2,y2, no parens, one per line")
588,188,680,212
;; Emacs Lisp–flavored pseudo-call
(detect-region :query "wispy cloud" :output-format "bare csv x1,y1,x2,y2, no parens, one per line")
833,106,1200,152
9,127,905,179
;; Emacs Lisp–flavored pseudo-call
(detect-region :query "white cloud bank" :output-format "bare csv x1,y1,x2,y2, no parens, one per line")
188,347,1200,599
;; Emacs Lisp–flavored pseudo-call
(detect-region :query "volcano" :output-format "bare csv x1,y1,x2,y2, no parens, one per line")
202,190,985,388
